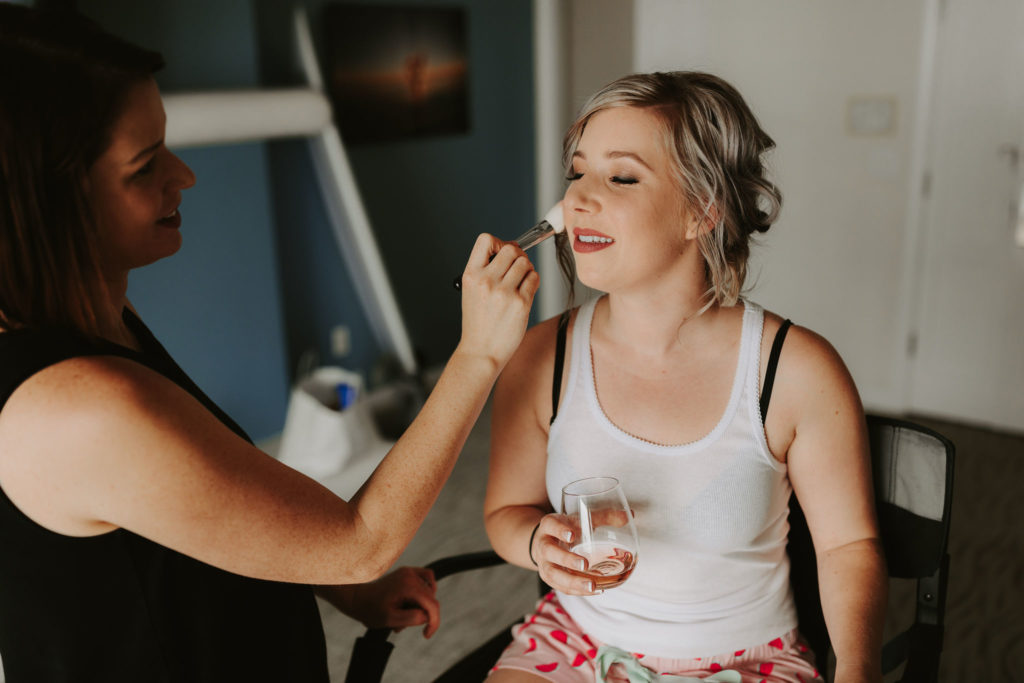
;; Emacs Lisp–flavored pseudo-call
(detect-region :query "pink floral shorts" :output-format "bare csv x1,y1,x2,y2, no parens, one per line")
489,592,823,682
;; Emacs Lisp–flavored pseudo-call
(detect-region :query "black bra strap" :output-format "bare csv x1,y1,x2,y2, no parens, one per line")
550,311,571,426
759,318,793,421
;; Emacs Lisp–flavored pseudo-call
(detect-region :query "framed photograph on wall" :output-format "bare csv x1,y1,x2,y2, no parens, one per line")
323,3,470,144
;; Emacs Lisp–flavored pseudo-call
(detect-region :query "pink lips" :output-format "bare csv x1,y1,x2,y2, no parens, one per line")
572,227,615,253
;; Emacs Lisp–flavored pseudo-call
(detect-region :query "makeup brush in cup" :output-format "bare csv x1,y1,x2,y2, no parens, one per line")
453,202,565,290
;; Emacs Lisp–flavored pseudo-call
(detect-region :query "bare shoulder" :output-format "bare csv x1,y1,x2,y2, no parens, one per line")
494,310,577,428
760,310,865,456
759,310,854,385
0,351,215,451
513,311,572,363
500,310,575,389
0,354,249,534
2,354,154,430
5,353,199,427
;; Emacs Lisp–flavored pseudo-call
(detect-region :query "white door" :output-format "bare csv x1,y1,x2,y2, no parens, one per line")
908,0,1024,432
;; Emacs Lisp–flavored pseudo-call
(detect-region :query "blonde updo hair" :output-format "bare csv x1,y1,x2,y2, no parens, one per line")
557,71,781,309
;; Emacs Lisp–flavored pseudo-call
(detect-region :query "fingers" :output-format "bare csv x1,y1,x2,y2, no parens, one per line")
391,567,440,638
392,594,439,639
463,236,536,292
386,605,429,633
589,508,633,528
413,567,437,593
467,232,503,269
503,252,539,297
409,576,441,639
532,515,600,596
535,514,574,550
520,268,540,302
420,597,440,638
388,598,440,639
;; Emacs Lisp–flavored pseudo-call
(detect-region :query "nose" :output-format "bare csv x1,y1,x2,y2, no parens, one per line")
563,172,599,215
169,151,196,191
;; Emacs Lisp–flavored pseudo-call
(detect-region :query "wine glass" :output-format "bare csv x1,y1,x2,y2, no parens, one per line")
560,476,639,590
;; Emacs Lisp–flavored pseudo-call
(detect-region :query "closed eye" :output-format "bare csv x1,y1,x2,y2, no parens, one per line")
132,158,155,178
611,176,638,185
565,171,583,181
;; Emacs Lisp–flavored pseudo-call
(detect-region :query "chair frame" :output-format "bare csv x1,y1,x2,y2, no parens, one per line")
344,414,955,683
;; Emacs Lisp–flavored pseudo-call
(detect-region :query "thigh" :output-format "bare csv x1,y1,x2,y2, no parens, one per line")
489,592,598,683
639,628,822,683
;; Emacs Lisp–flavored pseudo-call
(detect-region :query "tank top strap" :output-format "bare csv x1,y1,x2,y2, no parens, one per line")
740,299,764,372
570,295,599,398
740,299,765,390
739,300,784,470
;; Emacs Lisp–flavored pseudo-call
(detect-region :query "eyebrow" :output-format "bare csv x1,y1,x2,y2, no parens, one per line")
128,140,163,165
572,149,654,171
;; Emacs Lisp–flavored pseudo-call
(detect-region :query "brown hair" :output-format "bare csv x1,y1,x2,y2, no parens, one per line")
0,4,164,337
559,71,781,309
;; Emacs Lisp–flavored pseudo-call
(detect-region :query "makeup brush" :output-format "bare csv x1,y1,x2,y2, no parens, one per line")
453,202,565,290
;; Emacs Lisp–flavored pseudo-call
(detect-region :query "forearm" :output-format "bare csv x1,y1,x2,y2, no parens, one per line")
347,349,501,577
817,537,887,682
485,504,548,570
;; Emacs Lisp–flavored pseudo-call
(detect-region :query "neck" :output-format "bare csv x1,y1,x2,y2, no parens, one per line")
597,291,718,357
595,254,717,356
96,272,134,347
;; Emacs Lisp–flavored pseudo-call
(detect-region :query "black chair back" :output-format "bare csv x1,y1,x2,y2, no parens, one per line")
786,415,955,682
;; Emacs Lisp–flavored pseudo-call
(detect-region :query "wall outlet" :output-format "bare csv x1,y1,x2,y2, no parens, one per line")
330,325,351,357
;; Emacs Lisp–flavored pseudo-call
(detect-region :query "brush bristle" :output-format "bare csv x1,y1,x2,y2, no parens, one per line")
543,201,565,234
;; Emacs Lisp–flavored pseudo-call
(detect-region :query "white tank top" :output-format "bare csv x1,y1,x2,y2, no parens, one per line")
547,296,797,657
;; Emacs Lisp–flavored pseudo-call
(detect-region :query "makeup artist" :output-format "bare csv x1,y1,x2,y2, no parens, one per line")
0,5,538,681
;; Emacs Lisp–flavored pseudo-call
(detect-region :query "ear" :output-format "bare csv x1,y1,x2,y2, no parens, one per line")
684,202,719,240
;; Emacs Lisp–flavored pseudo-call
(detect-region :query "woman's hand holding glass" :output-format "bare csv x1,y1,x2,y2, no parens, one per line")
531,477,639,595
530,513,596,595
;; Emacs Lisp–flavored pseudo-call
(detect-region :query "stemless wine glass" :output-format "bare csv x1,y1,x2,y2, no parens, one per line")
560,476,639,590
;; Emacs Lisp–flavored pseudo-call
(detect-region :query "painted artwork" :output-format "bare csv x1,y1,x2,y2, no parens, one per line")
323,3,470,143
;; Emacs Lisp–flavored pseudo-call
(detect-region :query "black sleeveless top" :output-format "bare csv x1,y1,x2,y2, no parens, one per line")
0,311,328,682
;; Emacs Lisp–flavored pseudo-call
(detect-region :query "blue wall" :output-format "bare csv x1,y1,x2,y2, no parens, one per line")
74,0,536,438
78,0,292,441
256,0,536,375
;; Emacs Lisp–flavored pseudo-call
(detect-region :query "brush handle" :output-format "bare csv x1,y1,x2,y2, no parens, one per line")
514,220,556,251
452,221,556,290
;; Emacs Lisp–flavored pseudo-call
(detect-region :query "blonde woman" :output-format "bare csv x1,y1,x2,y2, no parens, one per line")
484,72,885,683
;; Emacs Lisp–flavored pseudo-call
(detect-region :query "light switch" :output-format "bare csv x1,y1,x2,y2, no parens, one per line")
846,96,897,136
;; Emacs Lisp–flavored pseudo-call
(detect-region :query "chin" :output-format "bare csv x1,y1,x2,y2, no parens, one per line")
160,231,184,257
574,264,612,293
136,241,182,268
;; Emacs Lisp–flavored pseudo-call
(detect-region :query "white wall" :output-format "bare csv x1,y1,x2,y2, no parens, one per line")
569,0,635,112
626,0,927,413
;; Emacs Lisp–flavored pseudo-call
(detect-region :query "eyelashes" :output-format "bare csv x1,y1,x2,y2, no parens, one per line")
564,171,639,185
